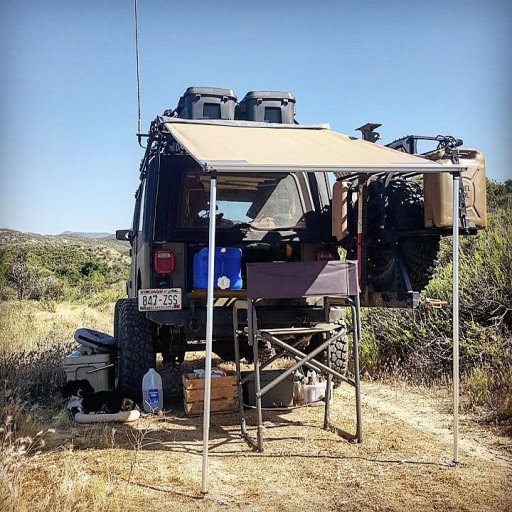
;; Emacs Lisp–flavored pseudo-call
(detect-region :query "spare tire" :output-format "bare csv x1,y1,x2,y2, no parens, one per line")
385,177,425,231
400,236,440,292
386,178,440,291
365,178,440,293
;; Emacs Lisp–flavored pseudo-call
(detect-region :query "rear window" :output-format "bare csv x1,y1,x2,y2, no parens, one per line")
180,172,306,230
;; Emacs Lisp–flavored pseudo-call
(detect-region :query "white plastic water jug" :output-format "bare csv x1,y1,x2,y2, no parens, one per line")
142,368,163,413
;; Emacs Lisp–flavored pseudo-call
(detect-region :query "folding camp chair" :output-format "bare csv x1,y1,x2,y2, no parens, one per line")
233,260,362,452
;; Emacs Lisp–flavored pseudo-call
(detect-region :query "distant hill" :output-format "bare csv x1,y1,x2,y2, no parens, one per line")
58,231,112,240
0,228,128,251
0,228,47,245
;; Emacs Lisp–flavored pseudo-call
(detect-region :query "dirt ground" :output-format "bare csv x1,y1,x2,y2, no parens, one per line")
11,368,512,512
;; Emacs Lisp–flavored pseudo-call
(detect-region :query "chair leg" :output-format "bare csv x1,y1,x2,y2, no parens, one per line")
352,298,363,443
233,305,247,440
248,300,264,452
323,340,332,429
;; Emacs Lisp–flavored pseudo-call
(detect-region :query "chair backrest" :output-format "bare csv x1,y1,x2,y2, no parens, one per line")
246,260,359,300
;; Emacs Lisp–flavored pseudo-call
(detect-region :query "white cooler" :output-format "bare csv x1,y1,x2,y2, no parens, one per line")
63,350,112,392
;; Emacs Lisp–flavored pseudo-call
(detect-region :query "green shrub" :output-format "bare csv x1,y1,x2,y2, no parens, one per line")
464,367,489,409
361,193,511,421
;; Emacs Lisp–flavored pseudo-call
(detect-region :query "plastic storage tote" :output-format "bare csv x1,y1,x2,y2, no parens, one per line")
239,91,296,124
242,370,294,408
176,87,237,120
193,247,243,290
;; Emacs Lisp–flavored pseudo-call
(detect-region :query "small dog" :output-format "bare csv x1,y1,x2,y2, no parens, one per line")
62,380,136,416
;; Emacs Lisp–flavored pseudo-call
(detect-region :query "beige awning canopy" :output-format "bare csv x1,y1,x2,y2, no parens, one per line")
163,120,463,174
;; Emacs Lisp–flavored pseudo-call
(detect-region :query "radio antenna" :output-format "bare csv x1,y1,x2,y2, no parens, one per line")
134,0,144,147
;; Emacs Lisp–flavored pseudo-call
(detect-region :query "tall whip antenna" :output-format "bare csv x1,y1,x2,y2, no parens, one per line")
134,0,143,146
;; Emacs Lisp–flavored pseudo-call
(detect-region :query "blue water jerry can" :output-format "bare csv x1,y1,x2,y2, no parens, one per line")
193,247,243,290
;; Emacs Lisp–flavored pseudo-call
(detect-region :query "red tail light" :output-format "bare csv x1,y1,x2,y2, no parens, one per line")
153,250,175,274
315,250,337,262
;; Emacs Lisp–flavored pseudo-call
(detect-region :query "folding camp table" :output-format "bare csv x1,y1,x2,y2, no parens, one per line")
232,260,362,452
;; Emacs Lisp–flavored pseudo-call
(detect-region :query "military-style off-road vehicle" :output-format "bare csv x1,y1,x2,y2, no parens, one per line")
115,87,486,400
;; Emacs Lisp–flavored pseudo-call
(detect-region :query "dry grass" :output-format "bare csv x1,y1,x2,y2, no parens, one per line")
0,300,114,353
1,382,511,512
0,300,114,400
1,300,511,511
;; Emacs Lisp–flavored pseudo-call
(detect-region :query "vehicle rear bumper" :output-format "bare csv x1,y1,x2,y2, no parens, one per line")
146,303,330,339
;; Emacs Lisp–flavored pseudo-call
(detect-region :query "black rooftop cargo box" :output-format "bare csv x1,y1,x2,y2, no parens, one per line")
176,87,237,120
239,91,296,124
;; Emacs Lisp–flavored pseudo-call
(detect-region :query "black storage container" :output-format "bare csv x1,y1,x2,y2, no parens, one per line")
239,91,296,124
176,87,237,120
242,369,294,408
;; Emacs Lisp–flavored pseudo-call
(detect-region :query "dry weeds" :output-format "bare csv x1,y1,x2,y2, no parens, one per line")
1,302,511,511
1,371,511,512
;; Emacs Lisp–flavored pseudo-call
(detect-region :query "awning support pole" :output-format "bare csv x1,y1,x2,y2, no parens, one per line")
202,173,217,494
452,174,460,464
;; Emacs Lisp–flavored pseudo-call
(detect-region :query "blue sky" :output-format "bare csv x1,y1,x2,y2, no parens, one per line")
1,0,510,235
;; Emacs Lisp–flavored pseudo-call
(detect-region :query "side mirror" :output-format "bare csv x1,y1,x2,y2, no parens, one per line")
332,181,349,241
116,229,133,242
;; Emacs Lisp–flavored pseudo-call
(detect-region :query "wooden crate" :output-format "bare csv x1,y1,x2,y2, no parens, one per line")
182,373,238,416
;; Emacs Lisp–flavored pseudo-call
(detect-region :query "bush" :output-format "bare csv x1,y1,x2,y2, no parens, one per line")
0,241,129,303
29,276,66,301
5,251,34,300
361,193,512,421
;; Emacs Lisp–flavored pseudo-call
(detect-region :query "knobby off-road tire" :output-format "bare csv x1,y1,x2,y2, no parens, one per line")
117,298,156,402
329,330,349,380
387,179,441,292
366,178,441,292
234,334,275,364
308,327,349,387
400,236,440,292
113,298,126,341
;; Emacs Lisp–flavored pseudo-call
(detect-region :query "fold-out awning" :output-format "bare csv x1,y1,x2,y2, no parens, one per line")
163,120,464,174
164,119,466,493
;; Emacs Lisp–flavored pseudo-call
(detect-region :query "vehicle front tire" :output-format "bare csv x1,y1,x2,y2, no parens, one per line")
117,298,156,402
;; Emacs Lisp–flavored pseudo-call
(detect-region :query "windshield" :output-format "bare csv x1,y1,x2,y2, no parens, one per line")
180,172,306,230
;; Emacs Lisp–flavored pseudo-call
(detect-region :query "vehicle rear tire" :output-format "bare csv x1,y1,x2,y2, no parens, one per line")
237,334,275,364
113,298,126,340
213,339,235,362
308,327,349,387
117,298,156,402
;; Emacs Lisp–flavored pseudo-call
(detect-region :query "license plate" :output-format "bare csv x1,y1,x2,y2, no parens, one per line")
138,288,182,311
